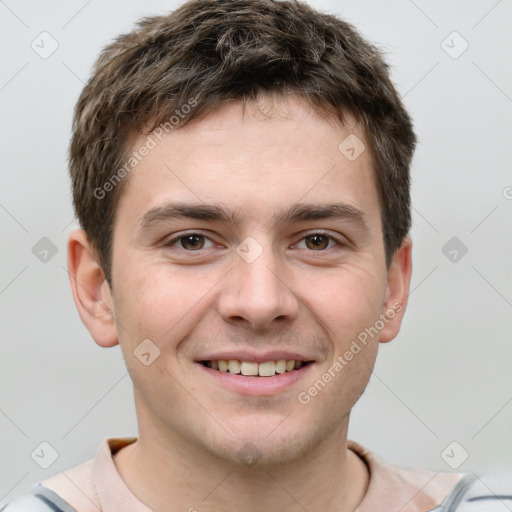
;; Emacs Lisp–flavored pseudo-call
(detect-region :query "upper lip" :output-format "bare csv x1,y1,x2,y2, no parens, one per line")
196,351,314,364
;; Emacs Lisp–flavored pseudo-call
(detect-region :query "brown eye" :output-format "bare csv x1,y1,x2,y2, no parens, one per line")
163,232,217,252
179,234,206,250
304,234,330,250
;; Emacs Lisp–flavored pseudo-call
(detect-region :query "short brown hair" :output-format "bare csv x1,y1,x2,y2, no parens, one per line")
69,0,416,285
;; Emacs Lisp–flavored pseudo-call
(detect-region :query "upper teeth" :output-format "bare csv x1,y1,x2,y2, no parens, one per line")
206,359,303,377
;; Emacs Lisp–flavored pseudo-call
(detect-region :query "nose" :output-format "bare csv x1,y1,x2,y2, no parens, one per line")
217,241,299,332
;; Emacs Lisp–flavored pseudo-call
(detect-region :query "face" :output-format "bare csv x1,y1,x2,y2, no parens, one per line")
87,95,410,466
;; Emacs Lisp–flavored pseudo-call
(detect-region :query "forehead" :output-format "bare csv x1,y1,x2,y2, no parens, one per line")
115,95,381,232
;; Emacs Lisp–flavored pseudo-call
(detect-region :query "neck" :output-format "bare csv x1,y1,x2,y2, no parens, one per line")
114,418,369,512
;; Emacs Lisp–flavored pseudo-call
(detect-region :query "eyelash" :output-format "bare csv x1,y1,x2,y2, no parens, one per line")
163,230,345,252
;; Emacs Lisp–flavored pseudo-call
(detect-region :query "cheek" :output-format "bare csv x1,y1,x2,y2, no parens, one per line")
113,261,218,351
305,274,382,411
310,267,386,342
329,345,378,413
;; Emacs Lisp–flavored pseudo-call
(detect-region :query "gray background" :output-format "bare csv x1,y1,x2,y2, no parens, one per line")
1,0,511,503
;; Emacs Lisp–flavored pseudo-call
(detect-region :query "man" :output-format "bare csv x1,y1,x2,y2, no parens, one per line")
2,0,510,510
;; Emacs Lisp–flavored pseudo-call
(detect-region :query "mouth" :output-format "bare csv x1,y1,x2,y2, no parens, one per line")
199,359,312,377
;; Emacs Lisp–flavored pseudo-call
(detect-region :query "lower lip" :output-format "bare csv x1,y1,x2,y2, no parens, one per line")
197,363,314,396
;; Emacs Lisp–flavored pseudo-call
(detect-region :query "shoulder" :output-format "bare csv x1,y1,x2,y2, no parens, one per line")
347,439,512,511
1,438,137,512
1,458,99,512
0,484,77,512
435,471,512,511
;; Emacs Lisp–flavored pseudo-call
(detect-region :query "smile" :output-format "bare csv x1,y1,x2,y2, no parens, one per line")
200,359,310,377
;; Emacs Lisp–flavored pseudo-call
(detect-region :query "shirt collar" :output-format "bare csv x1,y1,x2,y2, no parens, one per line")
93,437,153,512
348,439,463,512
92,437,462,512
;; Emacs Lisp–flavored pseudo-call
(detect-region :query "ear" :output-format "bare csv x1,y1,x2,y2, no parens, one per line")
67,229,118,348
379,236,413,344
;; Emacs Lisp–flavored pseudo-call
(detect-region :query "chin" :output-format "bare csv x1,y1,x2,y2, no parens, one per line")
198,419,329,469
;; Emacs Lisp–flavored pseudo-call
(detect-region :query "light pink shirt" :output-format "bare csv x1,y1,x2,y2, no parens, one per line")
40,437,463,512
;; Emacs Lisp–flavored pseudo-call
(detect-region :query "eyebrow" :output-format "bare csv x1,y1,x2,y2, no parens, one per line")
137,202,370,232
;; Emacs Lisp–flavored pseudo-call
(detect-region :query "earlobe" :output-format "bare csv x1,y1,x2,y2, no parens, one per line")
67,229,118,348
379,237,413,344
